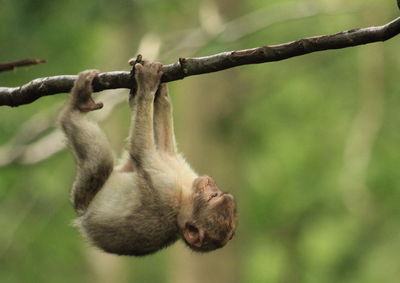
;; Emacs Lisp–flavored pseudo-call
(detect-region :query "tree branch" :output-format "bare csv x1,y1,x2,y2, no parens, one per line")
1,17,400,107
0,59,47,72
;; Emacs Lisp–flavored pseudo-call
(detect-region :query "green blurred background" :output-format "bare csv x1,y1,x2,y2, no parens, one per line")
1,0,400,282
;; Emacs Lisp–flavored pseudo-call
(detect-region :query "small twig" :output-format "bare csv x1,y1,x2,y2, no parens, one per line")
0,59,47,72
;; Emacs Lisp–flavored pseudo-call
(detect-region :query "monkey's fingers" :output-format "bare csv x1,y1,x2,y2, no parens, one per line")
73,70,99,101
72,70,103,112
135,63,144,72
78,99,103,112
74,70,100,95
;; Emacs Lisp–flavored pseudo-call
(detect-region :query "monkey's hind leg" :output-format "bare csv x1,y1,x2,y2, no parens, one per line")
59,70,114,215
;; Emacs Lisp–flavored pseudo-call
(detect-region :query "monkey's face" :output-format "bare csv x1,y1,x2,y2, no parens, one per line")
182,176,238,252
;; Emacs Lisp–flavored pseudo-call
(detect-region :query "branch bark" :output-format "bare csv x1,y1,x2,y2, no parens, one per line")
1,17,400,107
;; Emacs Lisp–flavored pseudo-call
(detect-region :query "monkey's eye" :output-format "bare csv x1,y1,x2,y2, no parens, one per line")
208,193,218,201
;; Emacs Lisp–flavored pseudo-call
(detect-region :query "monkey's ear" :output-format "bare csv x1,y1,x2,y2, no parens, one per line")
183,223,204,248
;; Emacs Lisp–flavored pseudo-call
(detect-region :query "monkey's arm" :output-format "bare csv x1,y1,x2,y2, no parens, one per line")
154,83,177,154
128,62,163,160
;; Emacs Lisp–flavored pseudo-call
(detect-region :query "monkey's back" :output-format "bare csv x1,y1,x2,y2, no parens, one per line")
76,171,180,256
78,210,179,256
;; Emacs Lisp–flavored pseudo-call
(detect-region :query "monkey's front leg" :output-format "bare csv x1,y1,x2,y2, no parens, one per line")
128,62,163,160
154,83,177,154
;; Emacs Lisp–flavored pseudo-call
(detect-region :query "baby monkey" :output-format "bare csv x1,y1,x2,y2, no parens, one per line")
59,61,238,256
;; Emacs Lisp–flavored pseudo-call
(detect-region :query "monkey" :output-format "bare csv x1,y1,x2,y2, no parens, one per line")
59,61,238,256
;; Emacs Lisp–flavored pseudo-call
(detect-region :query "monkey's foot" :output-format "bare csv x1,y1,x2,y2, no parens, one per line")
72,70,103,112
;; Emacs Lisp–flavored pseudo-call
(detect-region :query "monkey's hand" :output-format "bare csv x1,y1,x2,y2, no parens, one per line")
135,61,163,97
71,70,103,112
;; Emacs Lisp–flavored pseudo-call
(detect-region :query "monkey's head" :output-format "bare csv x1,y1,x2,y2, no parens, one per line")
181,176,238,252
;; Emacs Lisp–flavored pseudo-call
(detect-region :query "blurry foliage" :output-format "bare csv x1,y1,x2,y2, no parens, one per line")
1,0,400,282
